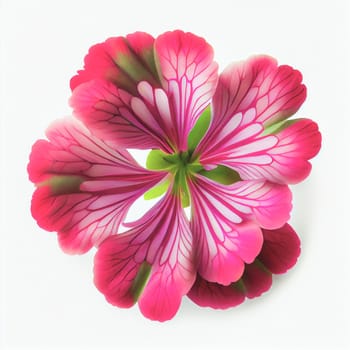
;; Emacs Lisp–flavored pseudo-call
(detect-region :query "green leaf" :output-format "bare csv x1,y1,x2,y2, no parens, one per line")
200,165,241,185
179,173,190,208
173,168,191,208
180,185,190,208
146,149,174,170
187,106,211,151
130,261,152,302
187,163,203,173
144,178,170,200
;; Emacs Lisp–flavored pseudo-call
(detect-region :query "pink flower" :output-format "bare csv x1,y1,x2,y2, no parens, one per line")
28,30,321,321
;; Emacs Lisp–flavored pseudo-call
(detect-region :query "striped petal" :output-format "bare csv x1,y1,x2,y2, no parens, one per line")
189,175,292,230
70,30,218,152
196,56,320,184
231,118,322,184
28,118,165,254
94,191,195,322
70,32,160,94
187,223,300,309
70,79,174,152
188,175,292,285
70,31,175,151
154,30,218,151
202,55,306,133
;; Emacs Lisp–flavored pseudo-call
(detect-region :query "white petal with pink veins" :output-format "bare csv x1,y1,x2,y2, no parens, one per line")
195,56,317,184
154,30,218,150
188,174,292,284
28,118,166,254
94,191,195,322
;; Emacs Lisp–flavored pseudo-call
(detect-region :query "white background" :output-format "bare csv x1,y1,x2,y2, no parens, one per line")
1,0,349,349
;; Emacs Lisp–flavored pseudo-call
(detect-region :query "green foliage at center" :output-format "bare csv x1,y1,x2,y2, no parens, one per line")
145,149,199,207
143,105,241,207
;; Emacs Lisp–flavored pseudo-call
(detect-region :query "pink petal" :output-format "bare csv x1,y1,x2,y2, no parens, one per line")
93,233,144,308
70,32,159,94
188,174,291,285
196,56,319,184
189,175,292,230
154,30,218,151
206,55,305,132
259,223,301,274
189,176,266,285
187,224,300,309
186,275,245,310
28,118,165,254
242,260,272,298
196,106,279,176
220,118,322,184
70,79,174,152
199,117,321,185
71,30,218,152
94,191,195,322
187,260,272,309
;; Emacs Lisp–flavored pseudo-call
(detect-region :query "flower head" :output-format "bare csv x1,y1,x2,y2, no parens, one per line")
28,30,321,321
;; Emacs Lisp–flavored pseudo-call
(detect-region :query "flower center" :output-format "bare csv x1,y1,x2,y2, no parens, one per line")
171,151,202,207
144,107,241,207
145,149,200,206
144,147,241,207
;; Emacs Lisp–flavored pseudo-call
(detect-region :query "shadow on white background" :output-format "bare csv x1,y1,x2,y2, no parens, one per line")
1,0,349,349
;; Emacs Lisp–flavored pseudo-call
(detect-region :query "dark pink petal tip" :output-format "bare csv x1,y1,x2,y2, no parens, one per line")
187,223,301,309
196,55,319,185
70,30,218,152
187,260,272,309
28,118,165,254
154,30,218,151
70,32,159,93
260,223,301,274
93,192,196,321
187,277,246,310
69,79,174,152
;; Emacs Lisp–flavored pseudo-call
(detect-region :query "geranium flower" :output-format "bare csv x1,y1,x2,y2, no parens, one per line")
28,30,321,321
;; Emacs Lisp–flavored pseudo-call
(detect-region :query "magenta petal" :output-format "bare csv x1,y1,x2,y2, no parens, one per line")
196,56,318,185
94,233,144,308
241,261,272,298
187,261,272,309
154,30,218,151
262,118,322,184
94,191,195,322
198,117,321,185
70,32,159,94
189,176,269,285
70,79,174,152
259,224,301,274
190,216,262,286
188,172,292,285
187,224,300,309
189,175,292,230
207,55,305,131
28,118,165,254
187,275,245,309
219,118,322,184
